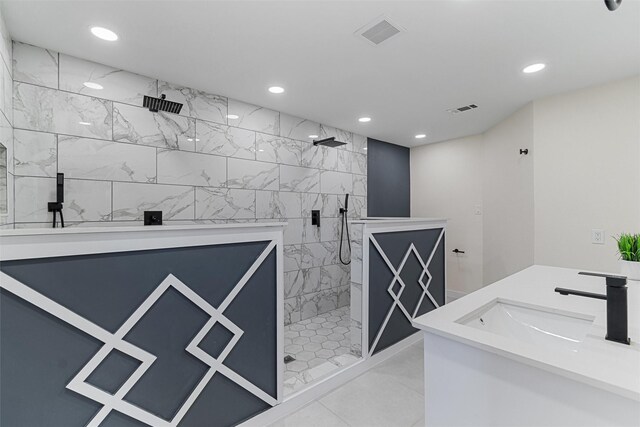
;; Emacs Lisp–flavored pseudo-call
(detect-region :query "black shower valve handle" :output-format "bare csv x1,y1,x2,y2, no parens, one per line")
452,248,465,254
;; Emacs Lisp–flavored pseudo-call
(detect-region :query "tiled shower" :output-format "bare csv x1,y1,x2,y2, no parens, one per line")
7,40,367,328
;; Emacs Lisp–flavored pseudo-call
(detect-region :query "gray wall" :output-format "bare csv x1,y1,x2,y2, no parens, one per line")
367,138,410,217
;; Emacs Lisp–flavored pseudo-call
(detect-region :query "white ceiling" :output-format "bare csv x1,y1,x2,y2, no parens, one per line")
3,0,639,147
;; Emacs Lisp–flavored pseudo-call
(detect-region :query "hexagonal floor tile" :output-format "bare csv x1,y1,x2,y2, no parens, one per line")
284,330,300,339
327,333,345,341
303,342,322,352
295,351,317,362
321,322,337,329
322,341,340,350
290,324,306,332
333,326,349,334
316,348,335,359
310,335,327,343
316,328,332,336
285,344,303,354
311,317,325,324
299,329,316,337
286,360,309,373
293,336,311,345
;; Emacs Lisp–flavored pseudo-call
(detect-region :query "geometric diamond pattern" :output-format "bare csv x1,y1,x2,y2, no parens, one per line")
368,230,444,355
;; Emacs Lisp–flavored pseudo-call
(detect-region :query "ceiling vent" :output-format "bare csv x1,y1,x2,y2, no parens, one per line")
447,104,479,114
356,16,404,46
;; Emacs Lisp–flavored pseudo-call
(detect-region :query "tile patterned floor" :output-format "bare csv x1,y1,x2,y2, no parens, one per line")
272,340,425,426
284,306,360,395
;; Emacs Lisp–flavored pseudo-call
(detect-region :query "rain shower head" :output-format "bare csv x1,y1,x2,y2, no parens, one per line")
143,94,183,114
313,137,347,148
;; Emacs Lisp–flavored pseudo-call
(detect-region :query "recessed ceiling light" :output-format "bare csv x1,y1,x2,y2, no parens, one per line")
358,117,371,123
90,26,118,41
258,149,265,152
363,147,368,150
415,134,426,139
522,63,546,74
78,121,91,126
83,81,103,90
308,134,319,139
226,114,239,119
187,138,193,142
268,86,285,94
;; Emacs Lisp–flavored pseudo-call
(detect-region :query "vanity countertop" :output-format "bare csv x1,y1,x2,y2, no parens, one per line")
413,265,640,401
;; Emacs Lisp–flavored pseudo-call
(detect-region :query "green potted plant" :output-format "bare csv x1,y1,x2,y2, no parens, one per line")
616,233,640,281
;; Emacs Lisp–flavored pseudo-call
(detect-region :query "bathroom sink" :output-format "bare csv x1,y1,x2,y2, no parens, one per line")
456,298,595,352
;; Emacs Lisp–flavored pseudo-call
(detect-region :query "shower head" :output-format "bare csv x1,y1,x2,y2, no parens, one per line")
313,137,347,148
143,94,183,114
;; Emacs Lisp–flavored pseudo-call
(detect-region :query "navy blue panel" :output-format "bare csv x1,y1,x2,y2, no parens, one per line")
122,287,209,420
0,241,269,333
0,289,103,427
398,250,424,315
0,241,278,427
367,138,410,217
368,243,395,347
375,305,418,353
223,249,277,399
101,410,149,427
199,321,235,359
86,349,142,395
178,372,270,427
368,229,445,354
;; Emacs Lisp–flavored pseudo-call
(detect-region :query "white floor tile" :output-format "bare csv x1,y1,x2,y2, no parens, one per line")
370,341,425,395
269,402,349,427
319,368,424,427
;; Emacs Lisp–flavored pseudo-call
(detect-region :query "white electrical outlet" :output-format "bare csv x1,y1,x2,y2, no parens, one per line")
474,205,482,215
592,229,605,245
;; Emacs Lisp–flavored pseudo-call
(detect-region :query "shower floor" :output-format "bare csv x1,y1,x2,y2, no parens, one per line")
283,306,360,395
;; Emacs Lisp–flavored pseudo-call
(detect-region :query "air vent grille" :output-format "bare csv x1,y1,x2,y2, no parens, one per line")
356,16,404,46
447,104,479,114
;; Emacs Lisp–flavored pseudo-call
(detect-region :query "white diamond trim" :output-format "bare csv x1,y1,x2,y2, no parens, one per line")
0,240,278,427
367,229,444,356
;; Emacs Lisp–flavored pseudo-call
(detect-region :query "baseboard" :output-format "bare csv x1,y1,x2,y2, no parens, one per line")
239,332,423,426
446,289,468,303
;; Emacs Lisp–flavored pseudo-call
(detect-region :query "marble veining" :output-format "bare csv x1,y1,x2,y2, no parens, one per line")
256,190,302,219
13,129,56,177
227,99,279,135
301,143,338,171
196,120,255,159
14,82,113,140
352,152,367,175
63,179,112,222
279,113,320,142
195,187,255,219
336,150,352,173
157,149,226,187
159,81,227,124
60,54,158,105
58,135,156,183
320,125,353,147
113,103,195,150
302,218,321,243
283,218,304,245
302,193,338,218
280,165,320,193
12,41,58,89
256,133,301,166
227,158,279,190
353,175,367,197
320,170,353,194
112,182,195,221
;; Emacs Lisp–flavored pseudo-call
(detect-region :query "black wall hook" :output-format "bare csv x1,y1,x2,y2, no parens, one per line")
519,149,529,155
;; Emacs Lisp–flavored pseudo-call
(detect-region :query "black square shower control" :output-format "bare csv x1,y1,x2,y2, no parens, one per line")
144,211,163,226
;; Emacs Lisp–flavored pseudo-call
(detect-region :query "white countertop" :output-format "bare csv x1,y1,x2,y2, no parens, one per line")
413,265,640,401
0,222,287,237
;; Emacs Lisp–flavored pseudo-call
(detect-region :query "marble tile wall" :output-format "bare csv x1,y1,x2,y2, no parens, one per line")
9,41,368,323
0,8,13,228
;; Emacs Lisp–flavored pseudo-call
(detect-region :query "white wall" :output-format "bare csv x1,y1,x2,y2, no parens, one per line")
411,134,483,295
0,4,13,228
482,103,534,285
411,75,639,294
533,76,640,272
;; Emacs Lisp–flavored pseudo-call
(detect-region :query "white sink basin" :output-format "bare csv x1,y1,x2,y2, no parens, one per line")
456,298,595,352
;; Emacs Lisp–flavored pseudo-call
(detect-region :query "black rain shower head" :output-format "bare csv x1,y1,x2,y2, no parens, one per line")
313,137,347,148
143,94,183,114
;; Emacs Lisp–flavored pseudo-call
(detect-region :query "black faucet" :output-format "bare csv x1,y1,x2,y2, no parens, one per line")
555,272,630,345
